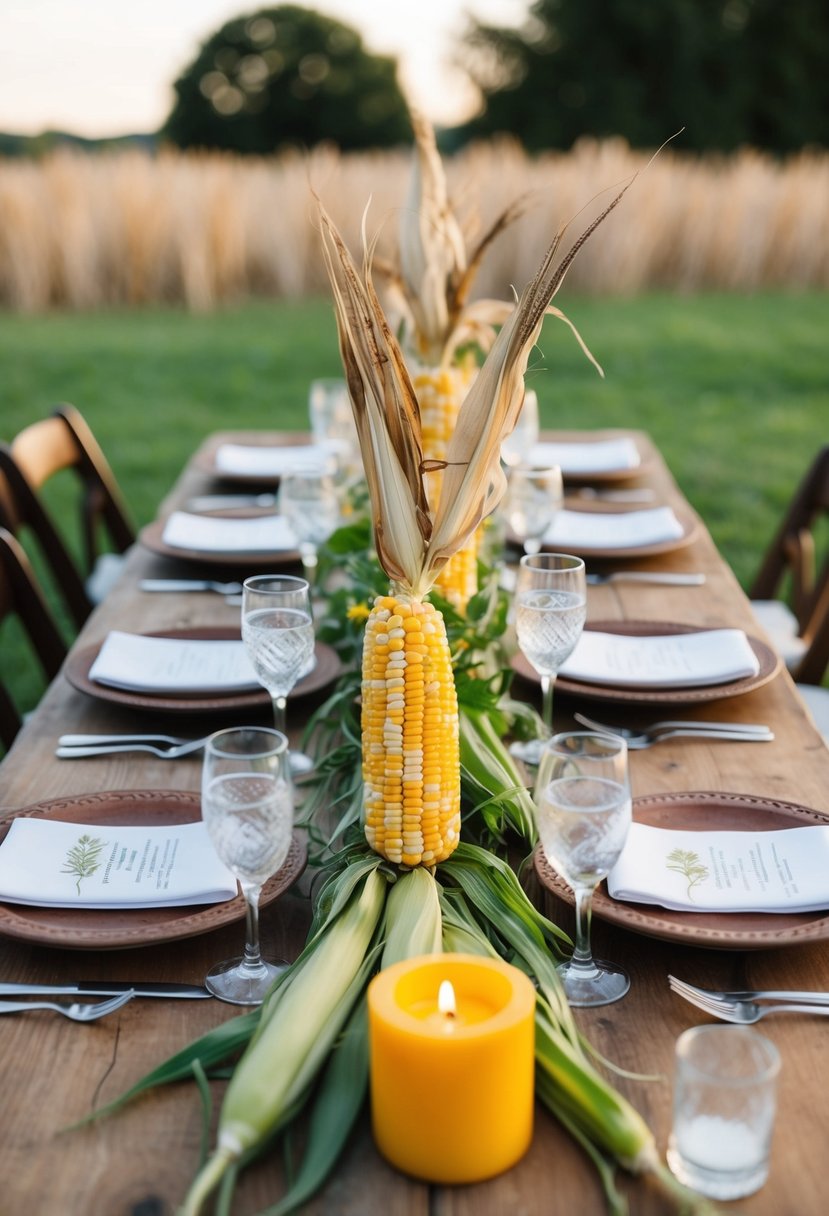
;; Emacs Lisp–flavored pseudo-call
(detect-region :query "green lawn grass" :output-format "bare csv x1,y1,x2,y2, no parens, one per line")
1,291,826,723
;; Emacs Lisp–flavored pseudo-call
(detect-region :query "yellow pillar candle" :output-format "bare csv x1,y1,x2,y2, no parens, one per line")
367,953,536,1183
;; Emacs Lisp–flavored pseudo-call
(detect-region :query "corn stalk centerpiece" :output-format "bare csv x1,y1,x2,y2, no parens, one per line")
88,174,715,1216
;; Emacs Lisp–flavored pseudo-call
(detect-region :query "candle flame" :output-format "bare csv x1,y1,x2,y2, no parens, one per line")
438,980,456,1018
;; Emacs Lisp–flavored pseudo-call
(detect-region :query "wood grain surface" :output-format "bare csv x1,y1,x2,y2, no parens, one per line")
1,431,827,1216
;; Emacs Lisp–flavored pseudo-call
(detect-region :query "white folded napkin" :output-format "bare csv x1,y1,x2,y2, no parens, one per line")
543,506,685,550
214,443,332,477
559,628,759,688
0,818,238,909
608,821,829,913
89,631,260,693
161,511,298,553
530,438,641,474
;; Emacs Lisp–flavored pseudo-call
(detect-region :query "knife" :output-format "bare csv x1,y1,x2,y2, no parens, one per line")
0,981,212,999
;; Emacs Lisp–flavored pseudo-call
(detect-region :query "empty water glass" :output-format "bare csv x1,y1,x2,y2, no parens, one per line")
504,463,563,554
201,726,293,1005
308,377,360,475
668,1024,780,1199
279,468,342,582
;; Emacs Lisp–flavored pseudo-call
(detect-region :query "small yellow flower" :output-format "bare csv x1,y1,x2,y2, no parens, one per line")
347,601,370,622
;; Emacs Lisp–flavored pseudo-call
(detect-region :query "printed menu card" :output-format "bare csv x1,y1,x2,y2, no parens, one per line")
559,628,760,688
0,818,237,909
608,822,829,913
89,632,260,693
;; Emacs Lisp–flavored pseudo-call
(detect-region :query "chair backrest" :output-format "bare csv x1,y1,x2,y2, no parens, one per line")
794,583,829,686
0,527,67,751
750,445,829,638
0,404,135,629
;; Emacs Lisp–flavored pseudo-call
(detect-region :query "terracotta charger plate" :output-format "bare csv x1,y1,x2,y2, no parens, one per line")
507,501,700,560
534,791,829,950
139,515,301,569
64,627,342,715
0,790,307,950
512,620,781,705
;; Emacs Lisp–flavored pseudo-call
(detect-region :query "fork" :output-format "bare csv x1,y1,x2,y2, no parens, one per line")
669,975,829,1006
574,712,772,737
0,990,134,1021
668,978,829,1024
57,735,210,759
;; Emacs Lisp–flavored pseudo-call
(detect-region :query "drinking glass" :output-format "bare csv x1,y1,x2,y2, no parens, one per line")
534,731,632,1006
501,388,540,469
201,726,293,1005
504,463,563,555
668,1025,780,1199
510,553,586,766
308,377,360,477
242,574,316,775
279,468,342,583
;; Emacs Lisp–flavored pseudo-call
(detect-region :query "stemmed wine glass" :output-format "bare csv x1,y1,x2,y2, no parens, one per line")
308,377,360,476
279,468,342,584
242,574,316,775
504,463,563,555
534,731,632,1006
201,726,294,1005
510,553,586,767
501,388,540,469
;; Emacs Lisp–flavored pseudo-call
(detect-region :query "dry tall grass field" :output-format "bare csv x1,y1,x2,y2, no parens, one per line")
1,139,827,311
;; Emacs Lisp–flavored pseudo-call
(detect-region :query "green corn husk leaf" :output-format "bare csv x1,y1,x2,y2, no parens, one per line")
459,704,537,846
382,865,442,968
256,1000,371,1216
180,866,388,1216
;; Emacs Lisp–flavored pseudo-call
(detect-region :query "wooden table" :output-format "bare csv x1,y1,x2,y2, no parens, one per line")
1,431,827,1216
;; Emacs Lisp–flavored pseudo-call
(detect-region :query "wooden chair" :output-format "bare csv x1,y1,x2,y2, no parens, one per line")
0,404,135,629
750,445,829,673
0,527,67,752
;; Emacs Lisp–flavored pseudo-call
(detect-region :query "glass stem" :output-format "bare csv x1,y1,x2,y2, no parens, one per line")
300,544,318,587
571,885,598,976
241,883,264,973
540,673,556,735
271,694,287,735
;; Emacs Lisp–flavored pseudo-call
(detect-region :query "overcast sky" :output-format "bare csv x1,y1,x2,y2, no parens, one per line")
0,0,528,136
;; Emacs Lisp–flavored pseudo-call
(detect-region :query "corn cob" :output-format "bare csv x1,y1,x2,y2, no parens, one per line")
415,363,479,612
180,866,387,1215
362,592,460,867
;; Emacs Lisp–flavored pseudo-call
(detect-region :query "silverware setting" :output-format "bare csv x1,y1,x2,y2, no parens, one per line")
139,578,244,595
185,493,277,511
57,733,210,759
586,571,706,586
0,980,211,999
574,713,774,748
0,990,134,1021
668,976,829,1024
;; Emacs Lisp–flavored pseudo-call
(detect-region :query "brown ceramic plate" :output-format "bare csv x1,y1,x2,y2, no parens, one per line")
534,791,829,950
139,515,301,568
529,432,655,484
65,628,342,715
507,501,700,559
512,620,781,705
0,790,307,950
